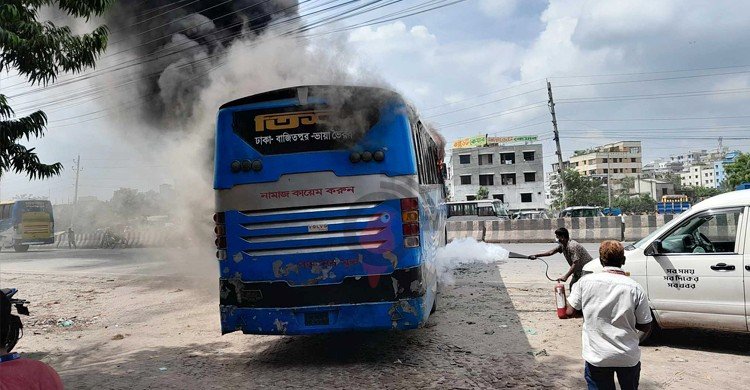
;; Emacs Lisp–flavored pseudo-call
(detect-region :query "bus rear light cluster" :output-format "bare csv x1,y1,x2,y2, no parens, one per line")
350,150,385,163
400,198,420,248
231,159,263,173
214,212,227,259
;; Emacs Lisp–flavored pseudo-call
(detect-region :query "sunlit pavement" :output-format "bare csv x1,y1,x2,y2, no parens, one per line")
3,243,748,389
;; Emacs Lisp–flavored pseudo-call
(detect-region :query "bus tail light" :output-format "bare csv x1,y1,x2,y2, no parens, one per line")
402,223,419,236
400,198,420,248
214,212,226,252
401,211,419,223
404,236,420,248
400,198,418,211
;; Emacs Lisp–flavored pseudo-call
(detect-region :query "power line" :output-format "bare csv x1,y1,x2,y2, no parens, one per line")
422,79,545,112
424,88,545,119
558,114,750,122
436,102,549,128
554,68,750,88
557,86,750,104
548,63,750,79
8,0,444,116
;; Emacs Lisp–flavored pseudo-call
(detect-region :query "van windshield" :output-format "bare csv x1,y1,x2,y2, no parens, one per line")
630,215,684,249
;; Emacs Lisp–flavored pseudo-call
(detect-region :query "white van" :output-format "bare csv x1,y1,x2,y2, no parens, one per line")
582,190,750,341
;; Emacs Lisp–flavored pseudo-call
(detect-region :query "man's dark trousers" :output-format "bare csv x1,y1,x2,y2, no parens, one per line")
584,361,640,390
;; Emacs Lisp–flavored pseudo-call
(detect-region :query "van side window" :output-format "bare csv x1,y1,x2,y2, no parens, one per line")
659,208,744,254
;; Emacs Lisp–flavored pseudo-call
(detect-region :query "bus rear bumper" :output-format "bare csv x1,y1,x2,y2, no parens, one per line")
15,238,54,245
220,298,427,335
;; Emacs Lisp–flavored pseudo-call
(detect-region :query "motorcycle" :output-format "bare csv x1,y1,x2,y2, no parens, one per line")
99,231,129,249
1,288,29,352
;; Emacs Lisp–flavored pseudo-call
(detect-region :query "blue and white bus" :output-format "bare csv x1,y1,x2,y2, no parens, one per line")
214,85,446,335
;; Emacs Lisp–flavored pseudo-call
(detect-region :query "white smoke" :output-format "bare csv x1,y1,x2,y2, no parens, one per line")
435,238,510,285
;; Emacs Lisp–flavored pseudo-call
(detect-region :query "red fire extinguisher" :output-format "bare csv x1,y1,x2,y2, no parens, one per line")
554,282,567,319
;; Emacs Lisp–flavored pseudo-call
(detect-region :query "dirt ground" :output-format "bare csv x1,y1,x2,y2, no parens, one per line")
3,247,750,389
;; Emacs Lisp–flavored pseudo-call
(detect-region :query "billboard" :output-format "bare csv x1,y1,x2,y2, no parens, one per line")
452,135,538,149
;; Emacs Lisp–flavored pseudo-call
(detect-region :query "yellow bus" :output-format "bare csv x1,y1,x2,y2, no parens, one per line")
0,200,55,252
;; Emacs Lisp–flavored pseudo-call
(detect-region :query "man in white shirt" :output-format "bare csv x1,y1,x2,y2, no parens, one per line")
566,240,653,390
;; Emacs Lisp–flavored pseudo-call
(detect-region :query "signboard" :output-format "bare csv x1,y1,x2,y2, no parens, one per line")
452,135,538,149
487,135,538,145
452,135,488,149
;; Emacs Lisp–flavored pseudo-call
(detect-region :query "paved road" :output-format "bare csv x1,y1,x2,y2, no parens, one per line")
5,243,746,389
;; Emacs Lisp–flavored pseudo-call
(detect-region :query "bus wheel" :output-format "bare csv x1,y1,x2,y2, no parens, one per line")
430,282,439,314
13,245,29,252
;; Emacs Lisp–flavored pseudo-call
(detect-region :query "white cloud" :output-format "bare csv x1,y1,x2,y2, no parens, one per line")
478,0,519,19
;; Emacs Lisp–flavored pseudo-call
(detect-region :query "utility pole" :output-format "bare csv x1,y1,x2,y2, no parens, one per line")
607,152,612,208
547,80,566,206
71,155,81,228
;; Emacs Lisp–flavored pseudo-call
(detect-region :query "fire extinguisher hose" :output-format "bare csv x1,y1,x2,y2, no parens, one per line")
508,251,556,282
538,258,556,282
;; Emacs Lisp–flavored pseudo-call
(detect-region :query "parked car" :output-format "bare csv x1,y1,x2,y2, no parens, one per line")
558,206,604,218
512,210,550,220
583,190,750,342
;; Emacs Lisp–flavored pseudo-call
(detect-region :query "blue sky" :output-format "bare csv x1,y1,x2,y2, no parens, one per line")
3,0,750,202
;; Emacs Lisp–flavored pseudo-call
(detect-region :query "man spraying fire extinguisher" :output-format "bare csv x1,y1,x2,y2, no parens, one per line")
565,240,653,390
528,227,593,290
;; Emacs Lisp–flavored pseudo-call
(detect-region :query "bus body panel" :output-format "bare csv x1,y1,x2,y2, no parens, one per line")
0,201,54,247
214,86,445,335
220,298,426,335
214,100,417,189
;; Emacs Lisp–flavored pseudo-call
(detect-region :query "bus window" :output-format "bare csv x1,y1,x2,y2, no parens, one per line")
477,206,495,216
1,205,10,219
19,201,52,213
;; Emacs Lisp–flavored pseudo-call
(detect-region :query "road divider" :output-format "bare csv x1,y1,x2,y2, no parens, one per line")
449,215,679,243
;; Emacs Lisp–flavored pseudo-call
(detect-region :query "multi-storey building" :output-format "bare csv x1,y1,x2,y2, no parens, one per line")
680,164,716,188
569,141,643,187
451,143,545,211
713,150,741,188
632,178,675,199
545,160,570,205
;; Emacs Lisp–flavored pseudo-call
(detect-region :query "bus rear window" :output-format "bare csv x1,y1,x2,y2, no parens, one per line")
232,104,380,155
19,201,52,213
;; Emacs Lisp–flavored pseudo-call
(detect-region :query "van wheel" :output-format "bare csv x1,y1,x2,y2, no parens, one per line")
13,245,29,252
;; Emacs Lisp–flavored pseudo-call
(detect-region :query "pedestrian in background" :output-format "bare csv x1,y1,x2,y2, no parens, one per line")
67,226,76,249
528,227,593,288
567,240,653,390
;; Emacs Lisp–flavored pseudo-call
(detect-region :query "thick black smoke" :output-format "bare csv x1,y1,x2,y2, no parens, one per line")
107,0,299,126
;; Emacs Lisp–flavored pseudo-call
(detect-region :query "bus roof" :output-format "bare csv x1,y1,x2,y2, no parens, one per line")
446,200,499,205
219,85,403,110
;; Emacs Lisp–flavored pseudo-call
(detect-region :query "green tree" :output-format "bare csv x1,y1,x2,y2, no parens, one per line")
0,1,112,179
618,176,635,196
725,153,750,189
476,186,489,200
613,193,656,214
552,169,608,209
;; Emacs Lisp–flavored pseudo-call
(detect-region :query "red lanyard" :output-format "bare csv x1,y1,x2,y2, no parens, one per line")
605,269,627,276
